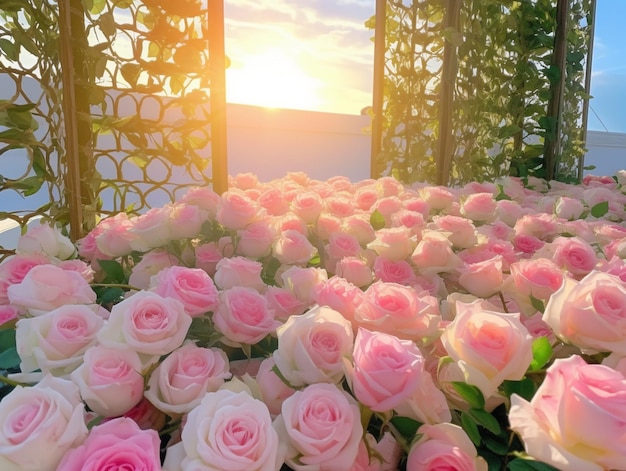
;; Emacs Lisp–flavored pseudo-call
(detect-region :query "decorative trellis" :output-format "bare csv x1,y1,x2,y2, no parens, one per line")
370,0,595,186
0,0,227,256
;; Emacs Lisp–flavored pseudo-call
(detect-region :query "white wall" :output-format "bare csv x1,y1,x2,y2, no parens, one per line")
226,104,371,182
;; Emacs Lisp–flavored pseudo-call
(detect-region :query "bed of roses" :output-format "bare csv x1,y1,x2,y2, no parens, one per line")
2,171,626,471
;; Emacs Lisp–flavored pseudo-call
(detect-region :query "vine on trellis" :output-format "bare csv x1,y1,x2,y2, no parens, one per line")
0,0,221,258
370,0,593,186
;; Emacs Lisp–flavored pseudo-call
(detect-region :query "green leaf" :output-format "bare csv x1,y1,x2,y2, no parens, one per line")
0,38,19,61
460,411,481,446
451,382,485,409
97,287,125,306
97,259,126,284
390,415,422,440
0,347,20,369
0,329,16,350
507,458,560,471
590,201,609,218
369,209,386,230
467,408,501,435
502,377,537,401
529,336,552,371
529,295,545,314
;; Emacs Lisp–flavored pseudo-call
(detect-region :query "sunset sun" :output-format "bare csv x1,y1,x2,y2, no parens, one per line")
226,48,322,111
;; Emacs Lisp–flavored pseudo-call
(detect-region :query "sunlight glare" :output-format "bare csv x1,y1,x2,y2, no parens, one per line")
226,49,322,111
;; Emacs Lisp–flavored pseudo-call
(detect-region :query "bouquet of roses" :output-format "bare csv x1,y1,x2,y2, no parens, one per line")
1,171,626,471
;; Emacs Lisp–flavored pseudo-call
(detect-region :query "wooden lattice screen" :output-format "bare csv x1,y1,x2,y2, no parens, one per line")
0,0,227,255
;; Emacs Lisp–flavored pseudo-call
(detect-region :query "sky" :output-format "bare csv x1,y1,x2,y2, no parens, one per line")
223,0,626,133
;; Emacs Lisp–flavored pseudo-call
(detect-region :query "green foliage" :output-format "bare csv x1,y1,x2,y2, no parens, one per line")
370,0,593,185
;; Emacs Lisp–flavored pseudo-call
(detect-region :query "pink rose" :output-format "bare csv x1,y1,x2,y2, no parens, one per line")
391,209,427,234
128,249,178,290
335,256,374,288
273,229,317,265
367,227,415,261
354,186,380,211
15,304,103,376
163,390,281,471
345,328,427,412
150,265,219,317
291,191,324,223
312,275,365,324
441,301,533,398
216,190,261,229
71,345,144,417
57,417,161,471
543,270,626,355
325,195,355,218
460,192,497,223
273,305,354,386
213,286,279,345
324,232,362,271
264,286,309,321
432,215,477,248
193,237,231,276
373,256,417,285
230,172,260,189
0,376,88,471
555,196,585,220
354,281,441,343
127,206,173,252
257,187,290,216
509,258,564,301
513,213,558,240
8,264,96,316
255,357,296,417
0,253,50,304
551,236,598,277
145,342,231,415
57,259,95,283
168,203,207,240
511,233,545,255
341,214,376,245
236,220,276,258
178,186,221,216
213,256,266,291
97,291,192,366
92,212,134,258
496,199,529,227
510,355,626,471
407,423,488,471
274,383,362,471
0,305,18,327
315,213,342,240
457,255,504,298
371,196,403,225
279,266,328,305
411,230,462,275
16,223,75,260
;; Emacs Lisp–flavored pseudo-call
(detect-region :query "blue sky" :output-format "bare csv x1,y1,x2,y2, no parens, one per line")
224,0,625,133
587,0,626,133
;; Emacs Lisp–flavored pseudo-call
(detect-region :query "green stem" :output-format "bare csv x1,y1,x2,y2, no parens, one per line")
0,375,30,388
90,283,140,291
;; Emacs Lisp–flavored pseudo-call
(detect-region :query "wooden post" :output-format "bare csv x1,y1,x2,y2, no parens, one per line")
370,0,387,179
578,0,597,181
58,0,84,241
544,0,570,181
436,0,461,186
208,0,228,194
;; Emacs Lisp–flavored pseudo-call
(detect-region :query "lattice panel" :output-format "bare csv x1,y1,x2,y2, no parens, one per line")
84,0,214,216
0,1,69,259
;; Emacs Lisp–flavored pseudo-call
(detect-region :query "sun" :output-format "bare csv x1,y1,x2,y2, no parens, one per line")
226,48,322,111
